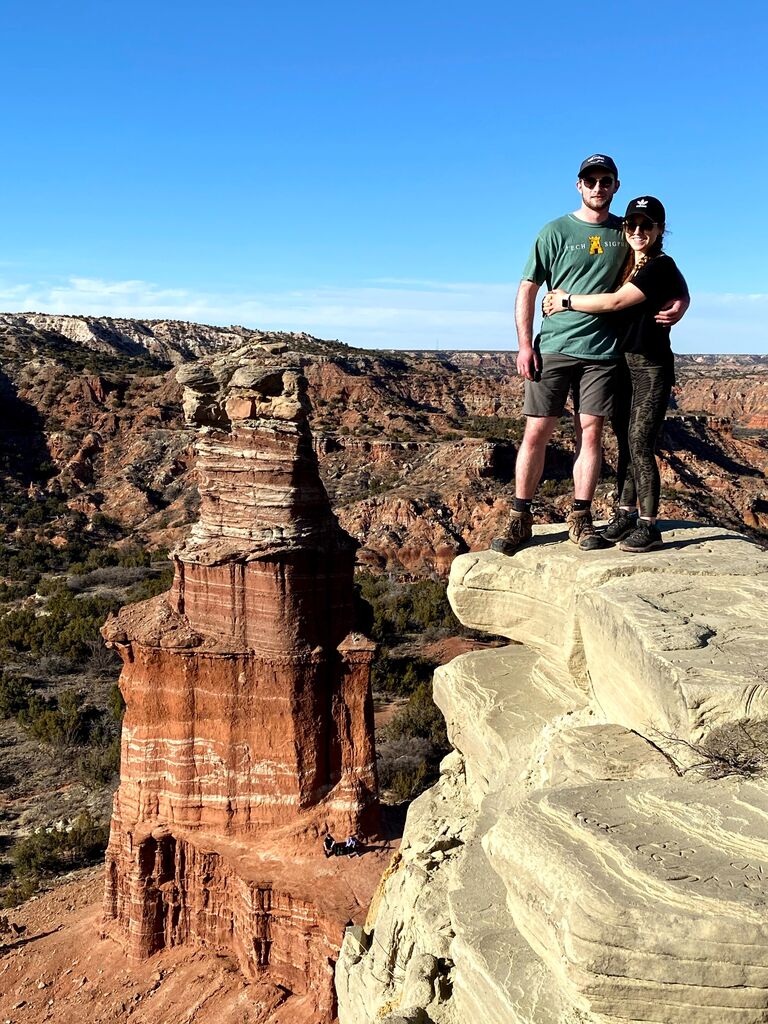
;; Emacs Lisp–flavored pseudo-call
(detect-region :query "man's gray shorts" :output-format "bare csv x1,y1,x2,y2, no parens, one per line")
523,353,618,418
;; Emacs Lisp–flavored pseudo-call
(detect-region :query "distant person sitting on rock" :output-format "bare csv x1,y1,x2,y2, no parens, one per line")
491,156,688,556
543,197,687,553
344,835,362,857
323,834,337,858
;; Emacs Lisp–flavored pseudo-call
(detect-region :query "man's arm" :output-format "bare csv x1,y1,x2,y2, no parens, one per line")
515,280,542,380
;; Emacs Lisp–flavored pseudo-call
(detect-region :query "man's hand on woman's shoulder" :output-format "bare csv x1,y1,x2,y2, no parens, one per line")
655,295,690,326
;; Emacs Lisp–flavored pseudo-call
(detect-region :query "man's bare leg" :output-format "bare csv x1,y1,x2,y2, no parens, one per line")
514,415,558,497
572,413,604,501
568,413,610,550
492,415,557,555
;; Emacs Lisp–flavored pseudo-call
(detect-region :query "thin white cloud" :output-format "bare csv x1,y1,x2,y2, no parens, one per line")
1,275,765,353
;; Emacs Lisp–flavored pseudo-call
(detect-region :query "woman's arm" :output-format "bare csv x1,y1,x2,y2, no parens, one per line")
543,282,646,316
655,269,690,325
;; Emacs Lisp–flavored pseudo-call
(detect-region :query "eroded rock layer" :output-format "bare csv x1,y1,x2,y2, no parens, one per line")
102,346,380,1022
337,525,768,1024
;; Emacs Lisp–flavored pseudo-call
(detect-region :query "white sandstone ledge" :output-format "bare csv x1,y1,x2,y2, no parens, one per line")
449,522,768,746
338,523,768,1024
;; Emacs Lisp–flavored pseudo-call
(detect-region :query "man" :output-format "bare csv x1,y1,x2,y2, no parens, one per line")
492,154,688,554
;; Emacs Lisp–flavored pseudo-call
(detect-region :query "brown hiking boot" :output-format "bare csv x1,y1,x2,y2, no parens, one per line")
490,509,534,556
566,508,611,551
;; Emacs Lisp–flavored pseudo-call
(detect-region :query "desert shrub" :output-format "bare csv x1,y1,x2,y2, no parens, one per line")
660,720,768,779
539,478,573,497
10,811,110,883
371,654,433,697
377,735,432,788
356,574,459,641
0,589,121,662
409,580,459,632
376,682,450,802
0,580,37,603
76,736,121,787
125,567,174,604
83,639,121,676
18,688,93,747
35,654,77,677
461,415,526,442
1,878,37,907
67,566,149,592
89,512,125,536
0,672,31,719
381,681,449,748
387,761,429,802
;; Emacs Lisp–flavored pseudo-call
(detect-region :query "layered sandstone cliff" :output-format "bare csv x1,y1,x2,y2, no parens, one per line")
338,524,768,1023
101,345,382,1023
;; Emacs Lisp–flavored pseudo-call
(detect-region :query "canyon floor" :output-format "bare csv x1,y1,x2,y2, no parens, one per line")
1,839,396,1024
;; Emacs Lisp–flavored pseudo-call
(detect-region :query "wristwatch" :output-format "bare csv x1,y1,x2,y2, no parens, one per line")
561,294,573,310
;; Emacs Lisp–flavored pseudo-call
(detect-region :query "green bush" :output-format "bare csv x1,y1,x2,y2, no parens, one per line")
125,567,174,604
356,574,459,642
371,655,433,697
0,589,122,662
539,478,572,498
19,688,91,747
10,811,110,883
76,736,121,787
0,672,31,719
381,681,449,749
461,415,526,442
388,761,428,802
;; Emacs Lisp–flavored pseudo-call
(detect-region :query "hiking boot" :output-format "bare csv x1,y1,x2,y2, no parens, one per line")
566,508,611,551
618,520,663,552
601,507,638,543
490,509,534,556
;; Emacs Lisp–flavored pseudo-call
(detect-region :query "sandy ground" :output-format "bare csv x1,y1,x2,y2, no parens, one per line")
0,843,396,1024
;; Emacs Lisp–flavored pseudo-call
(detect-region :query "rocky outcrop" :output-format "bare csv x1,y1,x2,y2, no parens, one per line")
1,316,765,565
338,524,768,1023
101,346,382,1022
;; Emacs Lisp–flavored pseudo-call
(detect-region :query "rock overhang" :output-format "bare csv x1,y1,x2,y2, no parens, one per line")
448,522,768,749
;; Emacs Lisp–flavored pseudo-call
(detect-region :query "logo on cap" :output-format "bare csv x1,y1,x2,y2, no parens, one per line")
635,199,649,208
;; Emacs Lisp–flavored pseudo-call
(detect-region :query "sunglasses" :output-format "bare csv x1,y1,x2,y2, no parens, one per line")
581,175,615,188
624,218,657,233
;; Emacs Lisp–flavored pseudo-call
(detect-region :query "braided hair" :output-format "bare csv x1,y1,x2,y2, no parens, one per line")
617,223,666,286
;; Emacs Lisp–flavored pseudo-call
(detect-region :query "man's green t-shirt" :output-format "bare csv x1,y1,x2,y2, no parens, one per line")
522,213,627,359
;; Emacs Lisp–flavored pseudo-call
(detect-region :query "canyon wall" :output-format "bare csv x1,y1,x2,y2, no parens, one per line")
101,344,382,1023
1,316,766,572
338,524,768,1024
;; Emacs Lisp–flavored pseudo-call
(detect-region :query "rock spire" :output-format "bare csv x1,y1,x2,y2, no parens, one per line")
101,343,379,1021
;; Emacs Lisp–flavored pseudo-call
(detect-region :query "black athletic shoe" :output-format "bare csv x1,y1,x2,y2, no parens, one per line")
601,508,638,543
490,509,533,555
619,521,663,552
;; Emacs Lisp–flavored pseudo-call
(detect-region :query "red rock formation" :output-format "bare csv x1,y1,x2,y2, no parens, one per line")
101,349,380,1022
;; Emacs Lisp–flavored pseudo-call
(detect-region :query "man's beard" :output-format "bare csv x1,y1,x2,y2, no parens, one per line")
583,194,612,212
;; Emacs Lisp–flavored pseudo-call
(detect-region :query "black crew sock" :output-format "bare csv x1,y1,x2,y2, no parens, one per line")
572,499,592,512
512,497,533,514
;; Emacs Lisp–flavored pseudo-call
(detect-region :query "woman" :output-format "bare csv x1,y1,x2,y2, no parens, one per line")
543,196,687,552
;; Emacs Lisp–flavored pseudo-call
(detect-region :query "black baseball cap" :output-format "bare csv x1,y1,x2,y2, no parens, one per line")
624,196,666,223
578,154,619,178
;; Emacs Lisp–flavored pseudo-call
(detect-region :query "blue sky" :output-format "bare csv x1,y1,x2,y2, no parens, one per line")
1,0,766,353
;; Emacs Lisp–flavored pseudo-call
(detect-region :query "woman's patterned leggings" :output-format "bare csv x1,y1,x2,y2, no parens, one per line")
611,353,675,518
